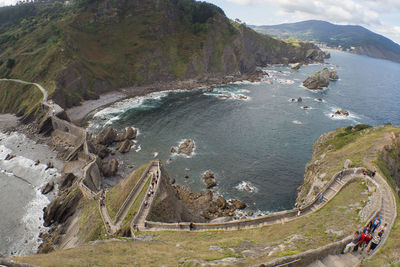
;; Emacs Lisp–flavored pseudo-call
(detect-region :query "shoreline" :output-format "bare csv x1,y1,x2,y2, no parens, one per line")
66,74,265,126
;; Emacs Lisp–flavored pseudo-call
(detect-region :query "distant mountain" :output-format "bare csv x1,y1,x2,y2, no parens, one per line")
251,20,400,63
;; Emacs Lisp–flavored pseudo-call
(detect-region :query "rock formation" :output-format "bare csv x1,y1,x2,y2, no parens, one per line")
302,68,339,90
202,170,217,189
101,159,119,177
334,109,349,116
171,139,196,156
116,127,137,141
117,140,133,153
290,63,302,70
41,181,55,195
96,126,117,146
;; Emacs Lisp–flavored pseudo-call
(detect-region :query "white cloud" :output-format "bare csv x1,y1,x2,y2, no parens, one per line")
223,0,400,43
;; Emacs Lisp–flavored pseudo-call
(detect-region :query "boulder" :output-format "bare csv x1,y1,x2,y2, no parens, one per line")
101,159,119,177
302,68,330,90
117,140,133,153
290,63,302,70
170,147,177,153
41,181,54,195
177,139,195,156
302,106,310,109
316,98,323,102
96,126,117,145
171,178,176,184
202,170,217,189
230,199,246,210
35,159,40,166
297,97,302,102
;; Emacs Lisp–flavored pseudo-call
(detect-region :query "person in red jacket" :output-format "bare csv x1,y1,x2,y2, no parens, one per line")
355,232,366,251
361,233,373,251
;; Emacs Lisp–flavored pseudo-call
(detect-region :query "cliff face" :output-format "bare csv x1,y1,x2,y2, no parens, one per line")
0,0,327,113
146,164,206,223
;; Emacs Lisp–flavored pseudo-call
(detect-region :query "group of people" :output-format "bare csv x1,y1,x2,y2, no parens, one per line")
99,191,106,207
145,171,160,207
363,169,376,177
343,216,387,255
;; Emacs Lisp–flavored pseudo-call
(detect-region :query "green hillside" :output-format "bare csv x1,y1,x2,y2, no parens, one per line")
0,0,326,116
251,20,400,63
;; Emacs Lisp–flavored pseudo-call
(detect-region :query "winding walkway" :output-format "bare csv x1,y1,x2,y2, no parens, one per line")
99,161,160,235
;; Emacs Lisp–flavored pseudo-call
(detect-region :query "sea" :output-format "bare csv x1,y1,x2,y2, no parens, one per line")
87,50,400,215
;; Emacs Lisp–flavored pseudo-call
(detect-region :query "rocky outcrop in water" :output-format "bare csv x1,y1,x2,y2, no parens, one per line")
202,170,217,189
117,140,133,153
334,109,349,116
302,68,339,90
41,181,55,195
290,63,302,70
116,127,137,141
171,139,196,156
96,126,117,146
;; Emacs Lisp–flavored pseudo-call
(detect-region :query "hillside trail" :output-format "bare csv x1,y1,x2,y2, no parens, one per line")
309,130,397,267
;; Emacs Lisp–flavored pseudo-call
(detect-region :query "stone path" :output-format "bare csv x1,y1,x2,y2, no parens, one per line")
307,132,397,266
0,78,64,115
98,161,160,235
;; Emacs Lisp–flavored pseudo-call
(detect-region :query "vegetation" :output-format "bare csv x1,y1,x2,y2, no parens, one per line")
251,20,400,63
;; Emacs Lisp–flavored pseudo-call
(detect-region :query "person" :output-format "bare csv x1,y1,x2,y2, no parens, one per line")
363,221,372,234
340,168,344,180
371,216,381,233
361,233,373,251
100,198,104,206
297,209,302,217
367,232,382,255
318,194,324,202
144,199,148,207
189,222,194,231
343,231,361,253
355,232,366,251
377,223,387,235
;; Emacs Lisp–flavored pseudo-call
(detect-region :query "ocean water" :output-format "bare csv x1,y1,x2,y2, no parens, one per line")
0,133,62,256
87,50,400,214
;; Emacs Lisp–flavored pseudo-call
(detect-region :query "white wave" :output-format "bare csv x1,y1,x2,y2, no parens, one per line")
292,120,303,125
153,152,159,158
135,145,142,152
0,144,13,159
235,181,258,193
276,79,294,85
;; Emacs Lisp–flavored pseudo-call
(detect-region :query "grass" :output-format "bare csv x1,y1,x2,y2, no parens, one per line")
18,181,368,266
105,163,149,221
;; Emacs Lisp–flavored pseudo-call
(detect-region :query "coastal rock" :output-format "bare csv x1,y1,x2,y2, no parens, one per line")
41,181,55,195
216,196,227,209
58,173,77,191
290,63,302,70
96,126,117,146
297,97,302,102
202,170,217,189
329,69,339,80
301,106,310,109
46,161,54,170
117,140,133,153
230,199,246,210
334,109,349,116
35,159,40,165
205,86,214,92
170,147,177,153
4,154,15,160
101,159,119,177
93,143,111,159
177,139,195,156
116,127,137,141
171,178,176,184
316,98,323,102
290,98,296,102
302,68,330,90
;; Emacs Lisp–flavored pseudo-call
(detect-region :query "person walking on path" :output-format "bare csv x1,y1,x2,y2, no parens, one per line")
363,221,372,234
343,231,361,253
340,168,344,180
371,216,381,233
355,231,366,251
367,232,382,255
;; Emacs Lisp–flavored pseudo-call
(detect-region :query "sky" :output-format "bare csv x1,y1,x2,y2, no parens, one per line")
207,0,400,44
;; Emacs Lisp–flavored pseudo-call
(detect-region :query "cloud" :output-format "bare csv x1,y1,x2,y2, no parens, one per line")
226,0,383,25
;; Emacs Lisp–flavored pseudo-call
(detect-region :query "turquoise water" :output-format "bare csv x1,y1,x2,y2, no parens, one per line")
88,50,400,214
